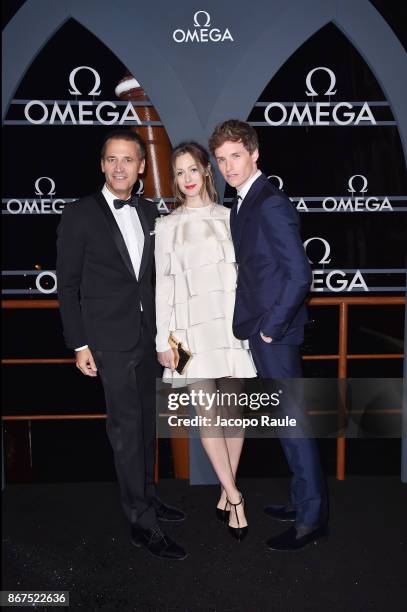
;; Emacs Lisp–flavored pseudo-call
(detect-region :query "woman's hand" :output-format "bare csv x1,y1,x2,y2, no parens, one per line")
157,348,177,370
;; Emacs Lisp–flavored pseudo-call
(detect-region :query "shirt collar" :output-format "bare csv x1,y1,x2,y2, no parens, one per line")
237,169,262,201
102,184,132,212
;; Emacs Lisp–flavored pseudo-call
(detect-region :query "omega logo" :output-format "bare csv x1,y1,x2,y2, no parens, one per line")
267,175,284,190
305,66,337,97
36,271,57,294
193,11,211,27
347,174,368,194
34,176,56,196
135,179,144,196
304,237,369,292
295,174,393,213
5,177,66,214
68,66,102,96
173,11,233,43
264,67,375,127
303,237,331,265
323,175,391,212
23,66,141,126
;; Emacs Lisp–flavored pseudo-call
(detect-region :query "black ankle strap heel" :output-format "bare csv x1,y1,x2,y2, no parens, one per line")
227,495,248,541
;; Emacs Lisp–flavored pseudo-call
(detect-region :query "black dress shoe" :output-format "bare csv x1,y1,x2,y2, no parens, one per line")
131,524,187,560
155,501,186,522
266,525,328,552
264,504,297,522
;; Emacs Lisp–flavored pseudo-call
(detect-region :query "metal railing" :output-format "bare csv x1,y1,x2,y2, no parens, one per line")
2,296,405,480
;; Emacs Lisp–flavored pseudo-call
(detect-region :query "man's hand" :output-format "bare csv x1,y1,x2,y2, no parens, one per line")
157,348,177,371
260,331,273,344
76,347,98,377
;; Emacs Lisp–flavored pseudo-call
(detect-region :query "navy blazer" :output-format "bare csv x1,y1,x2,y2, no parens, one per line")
230,173,312,344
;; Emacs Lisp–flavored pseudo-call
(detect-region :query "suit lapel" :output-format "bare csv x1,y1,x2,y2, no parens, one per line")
232,174,267,253
136,200,151,281
95,192,136,279
230,200,238,237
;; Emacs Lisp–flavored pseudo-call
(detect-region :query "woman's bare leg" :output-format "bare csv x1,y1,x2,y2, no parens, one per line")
187,378,247,528
215,378,245,515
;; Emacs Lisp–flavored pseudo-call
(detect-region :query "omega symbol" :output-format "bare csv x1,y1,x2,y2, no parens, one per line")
68,66,102,96
267,175,284,190
135,179,144,196
305,67,337,97
347,174,368,194
303,237,332,265
34,177,56,196
193,11,211,27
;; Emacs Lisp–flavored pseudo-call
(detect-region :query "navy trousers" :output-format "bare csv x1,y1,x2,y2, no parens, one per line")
249,334,328,530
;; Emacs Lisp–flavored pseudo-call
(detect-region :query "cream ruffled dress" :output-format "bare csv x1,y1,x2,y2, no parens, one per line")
155,203,257,385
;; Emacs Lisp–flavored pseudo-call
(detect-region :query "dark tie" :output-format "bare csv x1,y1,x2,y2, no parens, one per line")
113,196,138,210
232,194,242,210
230,195,241,230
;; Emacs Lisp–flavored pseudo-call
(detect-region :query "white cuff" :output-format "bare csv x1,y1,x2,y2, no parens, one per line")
260,331,273,343
75,345,89,351
156,341,172,353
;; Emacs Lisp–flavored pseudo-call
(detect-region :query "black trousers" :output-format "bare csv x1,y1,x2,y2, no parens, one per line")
92,318,161,528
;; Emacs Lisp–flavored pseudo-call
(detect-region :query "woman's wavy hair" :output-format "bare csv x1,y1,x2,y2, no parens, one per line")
171,141,218,207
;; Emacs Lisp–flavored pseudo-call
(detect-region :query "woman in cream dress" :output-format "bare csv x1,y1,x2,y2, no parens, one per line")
155,142,256,540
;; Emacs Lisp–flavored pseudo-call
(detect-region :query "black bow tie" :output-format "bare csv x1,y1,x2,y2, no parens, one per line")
113,196,138,210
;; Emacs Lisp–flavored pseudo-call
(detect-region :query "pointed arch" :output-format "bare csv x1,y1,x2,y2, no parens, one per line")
2,0,204,145
3,0,407,157
206,0,407,161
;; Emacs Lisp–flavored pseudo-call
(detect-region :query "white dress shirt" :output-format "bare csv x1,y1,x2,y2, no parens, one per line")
75,185,144,352
102,184,145,279
236,169,262,213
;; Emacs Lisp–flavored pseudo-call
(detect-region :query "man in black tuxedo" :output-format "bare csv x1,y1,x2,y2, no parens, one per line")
56,130,186,560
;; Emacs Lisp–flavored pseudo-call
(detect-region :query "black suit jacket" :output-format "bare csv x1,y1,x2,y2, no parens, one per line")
56,192,159,351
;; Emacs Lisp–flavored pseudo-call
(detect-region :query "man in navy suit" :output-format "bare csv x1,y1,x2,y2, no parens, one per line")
209,119,328,551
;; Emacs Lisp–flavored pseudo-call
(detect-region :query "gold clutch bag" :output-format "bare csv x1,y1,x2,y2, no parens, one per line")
168,332,193,375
